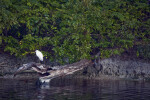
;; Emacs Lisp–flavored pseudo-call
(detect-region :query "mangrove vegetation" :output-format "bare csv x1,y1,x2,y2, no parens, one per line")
0,0,150,63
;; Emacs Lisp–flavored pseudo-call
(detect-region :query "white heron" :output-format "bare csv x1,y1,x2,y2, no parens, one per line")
35,50,43,62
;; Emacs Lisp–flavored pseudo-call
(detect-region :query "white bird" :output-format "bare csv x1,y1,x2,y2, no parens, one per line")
35,50,43,61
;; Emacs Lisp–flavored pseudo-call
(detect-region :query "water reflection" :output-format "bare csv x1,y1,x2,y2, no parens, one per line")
0,77,150,100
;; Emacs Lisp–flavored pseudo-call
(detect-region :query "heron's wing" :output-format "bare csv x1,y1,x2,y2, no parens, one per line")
36,50,43,61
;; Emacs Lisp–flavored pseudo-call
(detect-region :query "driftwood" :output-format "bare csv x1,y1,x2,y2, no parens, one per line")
0,62,7,67
14,59,93,80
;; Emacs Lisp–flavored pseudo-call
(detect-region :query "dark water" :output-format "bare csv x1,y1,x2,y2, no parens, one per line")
0,78,150,100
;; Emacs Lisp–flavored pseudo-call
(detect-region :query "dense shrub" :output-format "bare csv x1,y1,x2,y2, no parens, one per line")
0,0,149,63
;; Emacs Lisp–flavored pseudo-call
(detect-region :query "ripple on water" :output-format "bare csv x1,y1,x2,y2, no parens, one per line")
0,78,150,100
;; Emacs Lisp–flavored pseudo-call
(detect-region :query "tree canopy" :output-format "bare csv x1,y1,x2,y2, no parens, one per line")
0,0,150,63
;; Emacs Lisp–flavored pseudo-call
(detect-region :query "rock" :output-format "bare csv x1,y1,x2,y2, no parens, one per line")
84,56,150,80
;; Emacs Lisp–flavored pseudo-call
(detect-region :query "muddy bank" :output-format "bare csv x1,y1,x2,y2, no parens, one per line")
0,52,150,80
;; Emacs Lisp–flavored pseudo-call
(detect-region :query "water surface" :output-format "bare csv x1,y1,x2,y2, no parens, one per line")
0,77,150,100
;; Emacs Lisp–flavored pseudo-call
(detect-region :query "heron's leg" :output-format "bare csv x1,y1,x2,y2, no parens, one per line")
40,61,43,64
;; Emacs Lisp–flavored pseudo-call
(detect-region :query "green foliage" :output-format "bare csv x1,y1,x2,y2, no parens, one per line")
136,45,150,59
0,36,2,45
0,0,150,63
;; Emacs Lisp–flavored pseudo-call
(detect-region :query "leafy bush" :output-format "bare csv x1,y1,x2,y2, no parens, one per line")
136,45,150,59
0,0,150,63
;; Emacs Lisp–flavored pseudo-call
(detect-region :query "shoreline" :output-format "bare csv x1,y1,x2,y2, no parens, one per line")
0,52,150,81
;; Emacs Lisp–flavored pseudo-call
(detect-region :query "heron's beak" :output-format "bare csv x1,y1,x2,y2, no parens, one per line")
30,51,36,54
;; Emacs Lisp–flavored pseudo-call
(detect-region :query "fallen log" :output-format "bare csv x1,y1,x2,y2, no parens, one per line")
14,59,93,84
